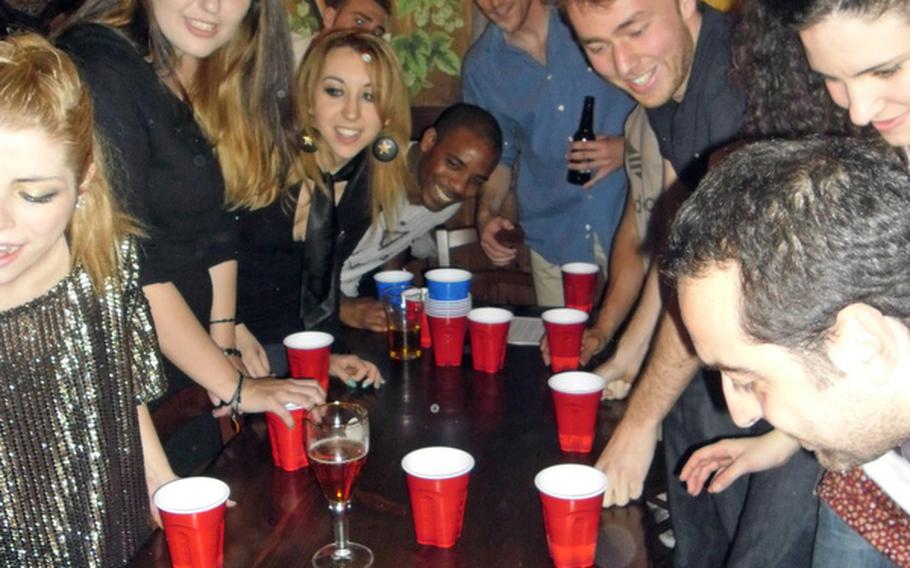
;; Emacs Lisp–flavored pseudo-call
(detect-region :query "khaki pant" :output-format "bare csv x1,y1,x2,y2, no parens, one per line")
530,234,608,307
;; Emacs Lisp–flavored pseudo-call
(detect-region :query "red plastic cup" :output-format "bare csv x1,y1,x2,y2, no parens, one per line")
548,372,605,453
420,288,432,348
401,447,475,548
427,315,467,367
420,310,432,348
535,464,607,568
542,309,589,372
265,403,308,471
154,477,231,568
467,307,513,373
561,262,599,313
283,331,333,391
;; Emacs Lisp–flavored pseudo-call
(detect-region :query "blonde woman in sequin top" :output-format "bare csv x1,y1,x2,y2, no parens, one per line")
0,35,176,566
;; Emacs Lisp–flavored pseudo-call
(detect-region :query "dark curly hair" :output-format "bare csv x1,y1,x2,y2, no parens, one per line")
663,136,910,370
784,0,910,27
731,0,872,139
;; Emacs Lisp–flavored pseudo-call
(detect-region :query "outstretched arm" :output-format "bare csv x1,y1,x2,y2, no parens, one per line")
144,282,325,427
679,429,802,496
594,300,701,506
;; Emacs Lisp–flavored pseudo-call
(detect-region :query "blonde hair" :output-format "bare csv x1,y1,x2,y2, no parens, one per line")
0,33,135,291
193,0,304,209
296,29,413,223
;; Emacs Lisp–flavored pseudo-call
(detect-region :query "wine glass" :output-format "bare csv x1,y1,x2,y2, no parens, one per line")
306,402,372,567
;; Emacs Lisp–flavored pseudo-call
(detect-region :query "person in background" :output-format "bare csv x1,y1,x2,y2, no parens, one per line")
0,34,173,564
463,0,634,307
56,0,325,476
339,103,502,332
234,29,407,378
292,0,391,63
559,1,821,566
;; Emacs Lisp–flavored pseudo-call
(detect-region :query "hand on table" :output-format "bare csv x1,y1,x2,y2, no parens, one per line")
592,346,644,400
340,297,387,332
214,376,325,428
679,430,802,496
566,135,624,189
479,216,518,266
594,420,659,507
330,354,383,389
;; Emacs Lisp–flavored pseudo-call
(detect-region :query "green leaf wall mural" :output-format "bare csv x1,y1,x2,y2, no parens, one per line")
286,0,472,105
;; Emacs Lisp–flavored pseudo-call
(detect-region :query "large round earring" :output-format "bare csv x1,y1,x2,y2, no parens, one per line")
371,134,399,162
301,131,317,154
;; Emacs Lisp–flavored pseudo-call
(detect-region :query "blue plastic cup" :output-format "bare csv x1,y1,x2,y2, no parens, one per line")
375,270,414,300
425,268,472,300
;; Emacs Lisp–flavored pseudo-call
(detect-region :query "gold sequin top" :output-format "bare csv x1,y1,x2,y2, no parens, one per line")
0,239,165,567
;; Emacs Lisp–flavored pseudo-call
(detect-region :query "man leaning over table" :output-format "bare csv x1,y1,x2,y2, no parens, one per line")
559,0,820,566
462,0,635,307
667,137,910,568
339,103,503,331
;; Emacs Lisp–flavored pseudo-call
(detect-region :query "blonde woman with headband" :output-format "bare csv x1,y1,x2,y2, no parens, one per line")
55,0,325,475
0,34,173,564
234,29,411,377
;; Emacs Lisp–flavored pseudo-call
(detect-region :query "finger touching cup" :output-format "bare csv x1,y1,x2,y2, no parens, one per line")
542,309,588,372
154,477,231,568
266,403,309,471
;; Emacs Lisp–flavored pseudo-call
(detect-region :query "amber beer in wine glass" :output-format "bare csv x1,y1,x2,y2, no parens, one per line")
306,402,372,567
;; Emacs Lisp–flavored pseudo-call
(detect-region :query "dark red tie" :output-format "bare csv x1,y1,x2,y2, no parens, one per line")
817,467,910,567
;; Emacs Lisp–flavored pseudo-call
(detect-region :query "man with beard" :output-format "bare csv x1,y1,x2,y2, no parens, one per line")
339,103,502,331
559,0,820,566
668,137,910,568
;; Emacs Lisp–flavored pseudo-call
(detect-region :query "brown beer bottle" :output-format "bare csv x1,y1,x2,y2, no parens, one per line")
567,96,595,185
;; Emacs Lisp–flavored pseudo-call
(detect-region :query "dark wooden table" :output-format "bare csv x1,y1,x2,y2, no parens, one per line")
130,328,651,568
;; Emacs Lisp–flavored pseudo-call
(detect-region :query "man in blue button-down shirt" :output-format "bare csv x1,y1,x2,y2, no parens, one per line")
462,0,634,306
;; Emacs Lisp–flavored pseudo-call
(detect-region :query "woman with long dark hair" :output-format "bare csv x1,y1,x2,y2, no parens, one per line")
55,0,325,475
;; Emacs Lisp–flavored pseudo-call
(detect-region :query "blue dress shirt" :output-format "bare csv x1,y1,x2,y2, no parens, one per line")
462,7,634,265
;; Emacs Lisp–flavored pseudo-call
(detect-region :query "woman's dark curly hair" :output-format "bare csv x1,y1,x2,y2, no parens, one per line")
731,0,874,139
